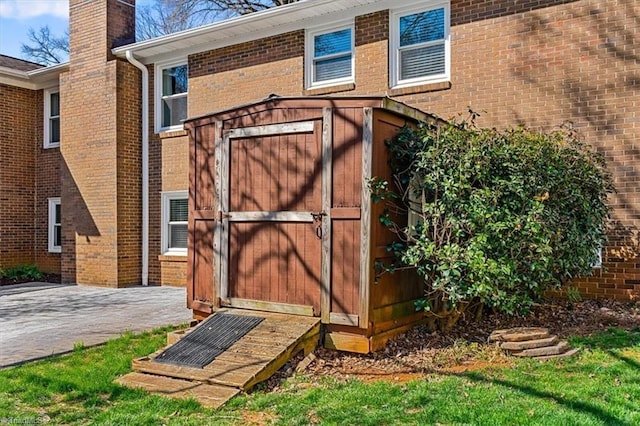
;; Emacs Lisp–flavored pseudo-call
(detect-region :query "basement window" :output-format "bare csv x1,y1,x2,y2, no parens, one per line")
162,191,188,255
390,2,450,89
44,88,60,148
156,60,188,132
306,22,354,89
48,197,61,253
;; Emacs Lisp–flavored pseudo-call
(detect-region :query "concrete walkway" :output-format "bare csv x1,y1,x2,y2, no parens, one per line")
0,283,193,367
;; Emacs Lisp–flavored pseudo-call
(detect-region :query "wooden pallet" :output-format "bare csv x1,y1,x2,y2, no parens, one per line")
117,309,321,408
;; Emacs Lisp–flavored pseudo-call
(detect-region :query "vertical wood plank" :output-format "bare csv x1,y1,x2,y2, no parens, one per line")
321,109,332,323
359,108,373,329
219,131,230,303
186,123,197,309
213,121,223,306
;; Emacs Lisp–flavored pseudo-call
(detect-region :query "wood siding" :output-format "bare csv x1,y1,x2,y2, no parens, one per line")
370,110,422,311
187,123,217,312
330,108,364,318
227,126,323,313
187,98,428,338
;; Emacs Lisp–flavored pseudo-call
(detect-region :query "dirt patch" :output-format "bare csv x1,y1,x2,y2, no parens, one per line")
260,298,639,391
0,273,61,287
239,410,278,426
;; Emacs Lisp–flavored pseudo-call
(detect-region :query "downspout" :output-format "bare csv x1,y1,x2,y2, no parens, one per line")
125,50,149,286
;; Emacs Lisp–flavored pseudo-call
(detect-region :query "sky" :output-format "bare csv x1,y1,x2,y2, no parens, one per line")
0,0,153,63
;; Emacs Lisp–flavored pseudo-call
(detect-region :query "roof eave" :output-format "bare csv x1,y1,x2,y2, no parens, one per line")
0,62,68,90
112,0,391,64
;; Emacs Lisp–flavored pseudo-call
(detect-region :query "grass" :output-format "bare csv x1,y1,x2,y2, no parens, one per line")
1,327,639,425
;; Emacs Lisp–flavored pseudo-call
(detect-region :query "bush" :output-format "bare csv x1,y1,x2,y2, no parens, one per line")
371,114,614,328
0,264,44,282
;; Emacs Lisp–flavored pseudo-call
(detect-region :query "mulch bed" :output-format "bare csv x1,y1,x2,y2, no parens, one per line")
262,298,640,391
0,273,61,287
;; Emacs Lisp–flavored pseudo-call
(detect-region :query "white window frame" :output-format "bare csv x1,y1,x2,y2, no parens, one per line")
48,197,61,253
305,21,355,90
155,59,188,133
44,87,60,148
161,191,188,256
389,1,451,89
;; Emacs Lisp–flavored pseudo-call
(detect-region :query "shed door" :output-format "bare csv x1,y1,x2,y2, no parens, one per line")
218,120,327,316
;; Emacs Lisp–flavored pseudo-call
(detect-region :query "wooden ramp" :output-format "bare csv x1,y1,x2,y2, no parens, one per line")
117,309,321,409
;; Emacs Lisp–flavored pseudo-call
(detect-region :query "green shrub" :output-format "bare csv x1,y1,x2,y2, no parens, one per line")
0,264,44,282
371,114,613,328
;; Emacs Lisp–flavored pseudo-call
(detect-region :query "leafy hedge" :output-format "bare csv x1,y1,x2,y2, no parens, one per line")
371,114,614,325
0,264,44,282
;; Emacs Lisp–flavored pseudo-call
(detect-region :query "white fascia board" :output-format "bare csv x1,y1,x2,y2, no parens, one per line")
28,62,67,89
0,67,35,89
112,0,392,65
0,63,67,90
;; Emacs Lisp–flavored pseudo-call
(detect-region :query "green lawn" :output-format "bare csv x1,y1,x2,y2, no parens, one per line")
1,327,638,425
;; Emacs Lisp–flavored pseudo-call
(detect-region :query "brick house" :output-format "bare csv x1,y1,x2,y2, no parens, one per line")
0,0,637,300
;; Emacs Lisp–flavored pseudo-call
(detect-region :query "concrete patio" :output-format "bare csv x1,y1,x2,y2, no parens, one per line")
0,283,192,367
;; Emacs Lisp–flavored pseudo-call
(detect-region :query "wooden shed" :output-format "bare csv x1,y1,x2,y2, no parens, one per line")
184,96,433,353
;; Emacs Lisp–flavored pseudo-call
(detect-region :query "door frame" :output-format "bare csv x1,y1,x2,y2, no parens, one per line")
214,112,333,320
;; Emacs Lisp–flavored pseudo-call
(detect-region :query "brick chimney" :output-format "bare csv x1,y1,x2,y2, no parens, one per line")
61,0,142,287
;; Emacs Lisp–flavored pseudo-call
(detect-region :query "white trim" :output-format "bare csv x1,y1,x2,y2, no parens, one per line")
389,1,451,89
125,50,150,286
154,59,188,133
305,20,355,90
0,63,66,90
592,247,603,268
161,191,188,256
48,197,61,253
44,87,60,149
228,121,314,138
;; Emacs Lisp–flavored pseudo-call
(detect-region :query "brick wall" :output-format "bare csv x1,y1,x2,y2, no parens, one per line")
146,62,189,286
184,0,639,299
116,60,142,284
0,83,36,269
62,0,140,287
34,89,62,274
189,30,305,116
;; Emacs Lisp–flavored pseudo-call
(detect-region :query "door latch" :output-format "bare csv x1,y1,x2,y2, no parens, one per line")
310,211,326,240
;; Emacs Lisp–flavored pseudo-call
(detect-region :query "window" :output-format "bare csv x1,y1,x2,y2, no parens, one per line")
306,23,354,89
162,191,188,255
48,197,61,253
156,61,188,132
44,88,60,148
390,2,450,88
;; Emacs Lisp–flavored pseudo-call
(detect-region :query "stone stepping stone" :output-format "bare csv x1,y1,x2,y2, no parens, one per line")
532,347,581,361
488,327,550,343
489,327,579,360
499,335,559,352
512,340,570,357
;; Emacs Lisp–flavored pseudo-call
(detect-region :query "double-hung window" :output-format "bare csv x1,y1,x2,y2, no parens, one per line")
44,88,60,148
162,191,188,255
306,23,354,89
48,197,61,253
156,61,188,132
390,2,450,88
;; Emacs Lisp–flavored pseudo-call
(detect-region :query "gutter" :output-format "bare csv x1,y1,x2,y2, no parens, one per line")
125,50,150,286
